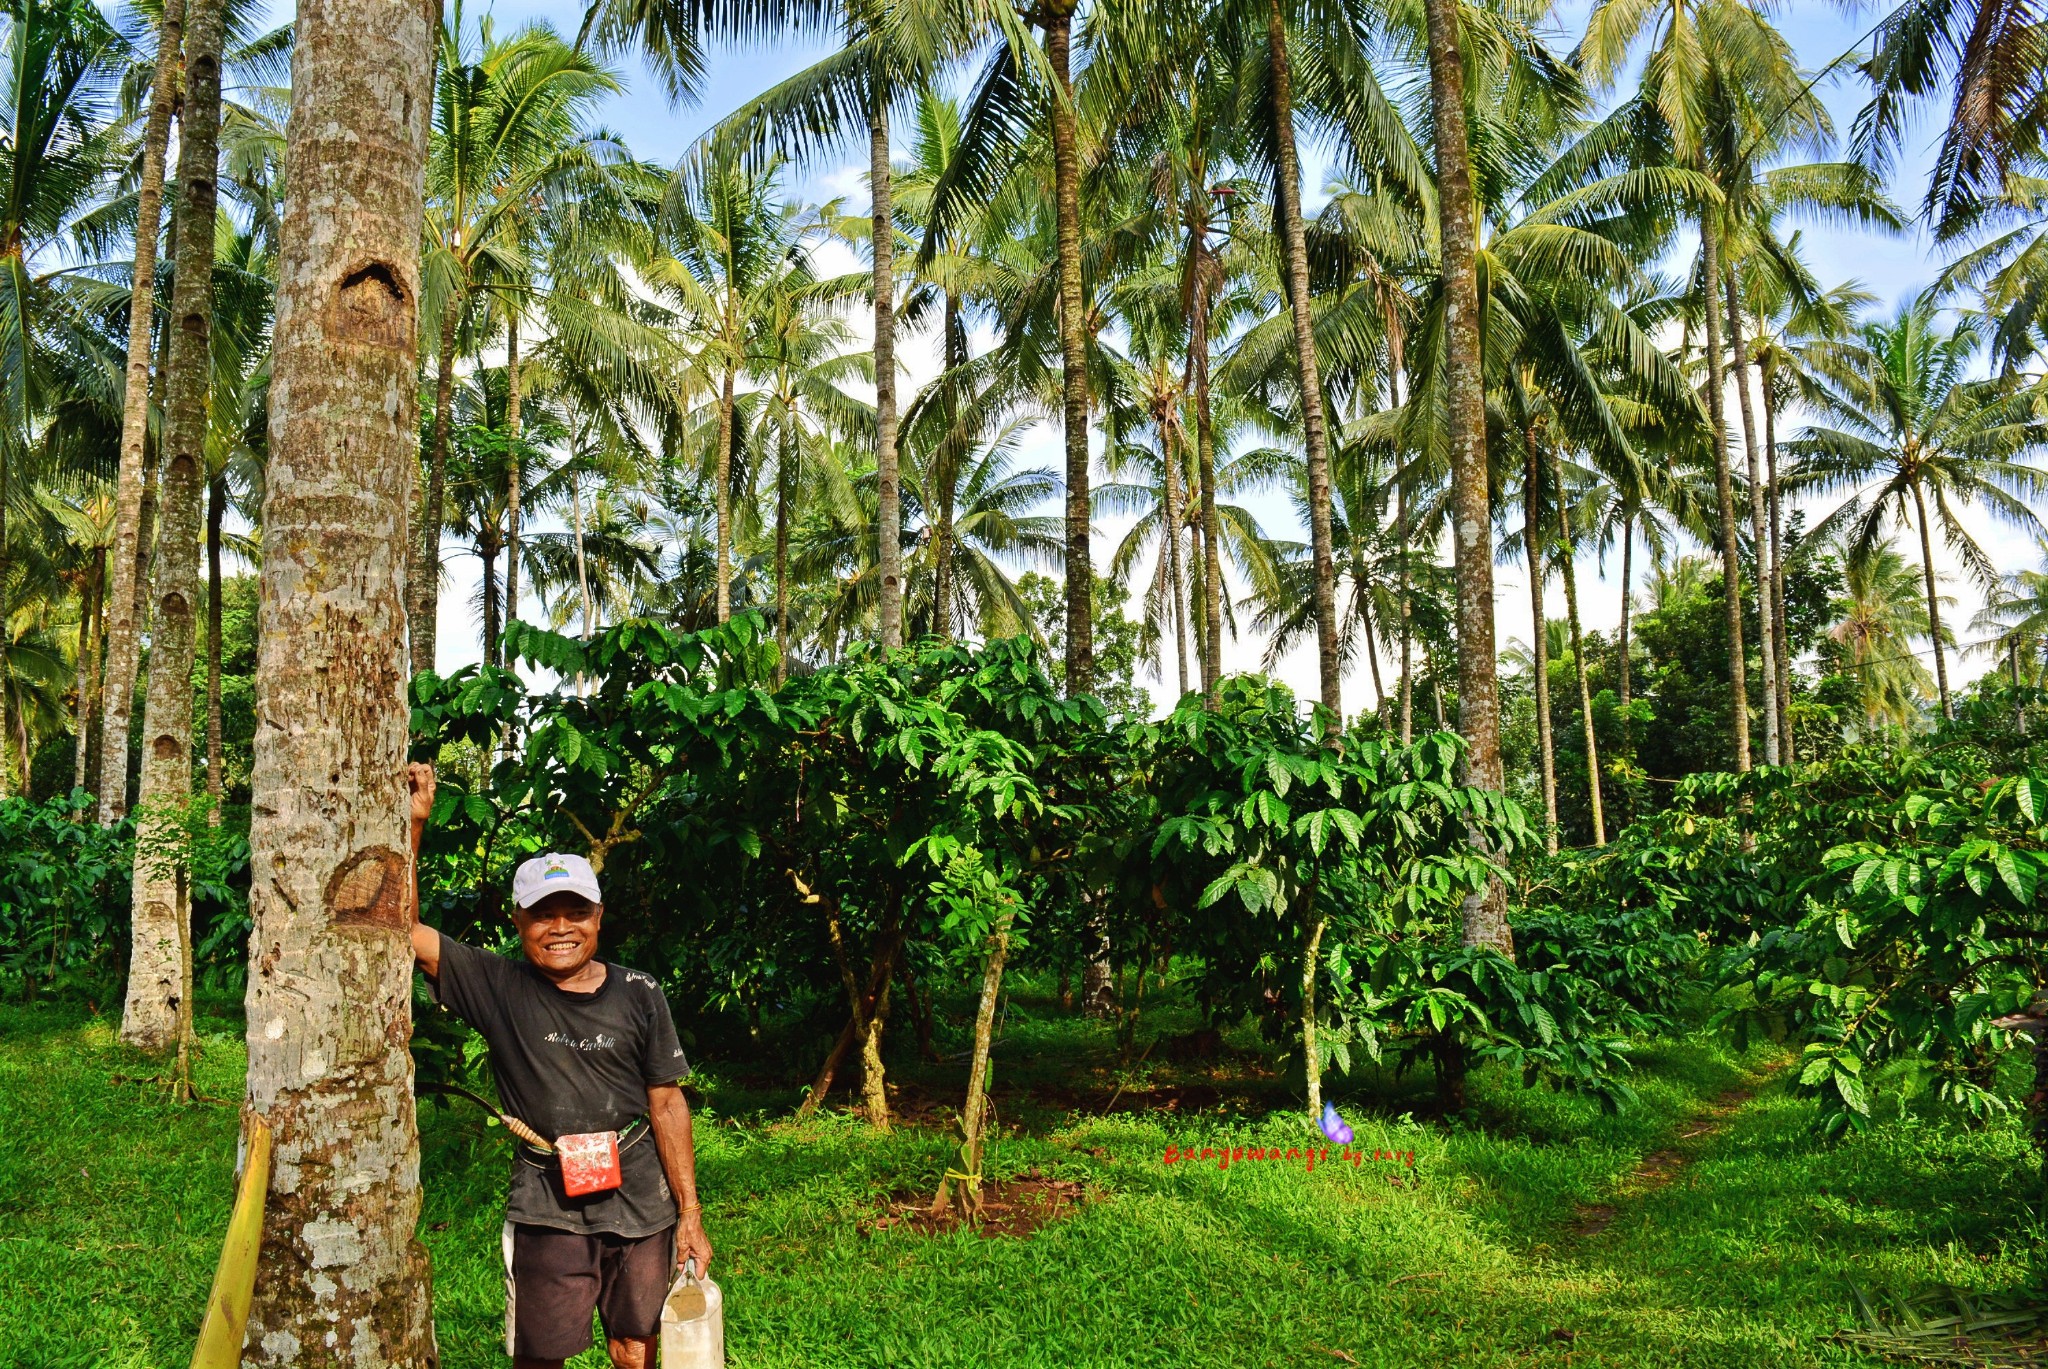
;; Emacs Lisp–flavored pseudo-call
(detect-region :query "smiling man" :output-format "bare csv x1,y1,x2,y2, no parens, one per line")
406,763,712,1369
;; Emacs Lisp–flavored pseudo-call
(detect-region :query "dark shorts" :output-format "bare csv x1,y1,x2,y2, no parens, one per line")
504,1221,676,1360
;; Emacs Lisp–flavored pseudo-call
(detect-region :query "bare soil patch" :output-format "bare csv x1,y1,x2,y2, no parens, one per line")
1570,1085,1758,1238
866,1175,1090,1239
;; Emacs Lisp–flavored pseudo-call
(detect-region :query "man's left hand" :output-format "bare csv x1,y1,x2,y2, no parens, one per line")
676,1210,713,1277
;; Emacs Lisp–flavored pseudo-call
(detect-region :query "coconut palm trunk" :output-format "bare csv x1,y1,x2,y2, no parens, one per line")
1909,477,1953,717
503,307,523,636
1762,368,1792,754
1558,501,1605,846
1617,511,1633,710
73,546,104,792
120,0,227,1053
1524,435,1558,852
1163,430,1187,697
1421,0,1510,954
412,300,458,674
714,359,736,623
1191,262,1223,701
241,0,438,1351
1700,219,1751,771
775,429,792,676
1266,0,1340,725
1046,0,1093,695
205,473,225,820
872,89,903,648
98,0,185,821
1725,280,1778,763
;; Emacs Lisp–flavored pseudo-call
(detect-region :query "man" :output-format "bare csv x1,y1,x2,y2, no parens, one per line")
406,762,713,1369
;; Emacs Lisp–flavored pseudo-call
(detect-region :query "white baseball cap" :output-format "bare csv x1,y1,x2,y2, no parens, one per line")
512,853,603,911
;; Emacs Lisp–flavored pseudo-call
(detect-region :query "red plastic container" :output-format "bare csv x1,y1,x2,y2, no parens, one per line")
556,1130,623,1196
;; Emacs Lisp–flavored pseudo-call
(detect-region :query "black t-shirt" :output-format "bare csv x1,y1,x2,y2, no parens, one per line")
427,931,690,1237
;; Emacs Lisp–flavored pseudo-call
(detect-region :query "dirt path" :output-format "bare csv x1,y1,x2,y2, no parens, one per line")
1568,1073,1772,1239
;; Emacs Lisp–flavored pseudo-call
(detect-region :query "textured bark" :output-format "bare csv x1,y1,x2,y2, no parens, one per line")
206,474,225,817
502,308,522,635
1191,251,1223,703
859,978,893,1131
1301,908,1328,1119
1911,478,1953,718
1046,3,1093,695
1725,280,1777,764
1422,0,1509,954
99,0,185,821
931,906,1013,1218
478,526,501,666
871,93,903,648
1763,374,1792,755
932,298,965,641
1267,0,1339,726
73,548,105,793
1700,220,1751,772
775,429,791,678
1618,513,1634,710
410,301,456,675
241,0,438,1355
1394,380,1412,745
1558,502,1605,846
714,361,735,624
1162,427,1187,698
122,0,226,1052
1524,435,1557,853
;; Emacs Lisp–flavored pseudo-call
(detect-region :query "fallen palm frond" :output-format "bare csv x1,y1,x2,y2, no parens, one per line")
1834,1285,2048,1367
190,1114,272,1369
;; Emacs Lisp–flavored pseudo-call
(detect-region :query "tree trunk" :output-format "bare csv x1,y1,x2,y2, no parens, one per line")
1618,512,1633,711
572,473,593,640
930,305,957,641
73,549,106,794
206,473,225,820
98,0,185,822
1162,430,1187,699
503,307,523,638
1700,219,1751,772
1268,0,1340,727
1558,501,1605,846
775,427,791,681
714,360,735,624
1910,477,1953,718
872,91,903,648
241,0,438,1350
1725,279,1777,764
860,977,894,1131
1524,433,1557,853
1393,367,1413,745
1422,0,1510,955
1301,908,1328,1119
1046,3,1093,696
1192,245,1223,704
1763,369,1792,757
411,299,457,675
121,0,226,1053
931,904,1014,1218
479,529,501,667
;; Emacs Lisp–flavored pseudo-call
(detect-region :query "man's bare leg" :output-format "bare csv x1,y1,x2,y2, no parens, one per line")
607,1334,656,1368
510,1335,652,1369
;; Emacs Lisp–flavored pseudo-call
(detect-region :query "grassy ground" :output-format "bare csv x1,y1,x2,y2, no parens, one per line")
0,990,2038,1369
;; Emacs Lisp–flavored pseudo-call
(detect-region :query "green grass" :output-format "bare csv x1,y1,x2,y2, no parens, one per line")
0,997,2038,1368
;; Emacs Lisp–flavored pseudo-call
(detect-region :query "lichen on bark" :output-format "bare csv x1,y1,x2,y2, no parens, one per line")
241,0,438,1359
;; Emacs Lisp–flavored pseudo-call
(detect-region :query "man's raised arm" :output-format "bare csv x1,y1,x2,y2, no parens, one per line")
406,761,441,977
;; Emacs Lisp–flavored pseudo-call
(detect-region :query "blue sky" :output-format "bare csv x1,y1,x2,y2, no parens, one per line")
322,1,2008,709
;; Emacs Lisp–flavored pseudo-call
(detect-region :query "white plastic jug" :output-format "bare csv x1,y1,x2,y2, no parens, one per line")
660,1260,724,1368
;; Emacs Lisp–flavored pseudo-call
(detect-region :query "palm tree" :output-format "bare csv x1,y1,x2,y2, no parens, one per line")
1829,533,1940,729
1577,0,1819,771
240,0,438,1349
1790,293,2048,718
415,13,633,670
1974,538,2048,692
120,0,229,1053
903,418,1064,639
1856,0,2048,236
648,148,810,625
